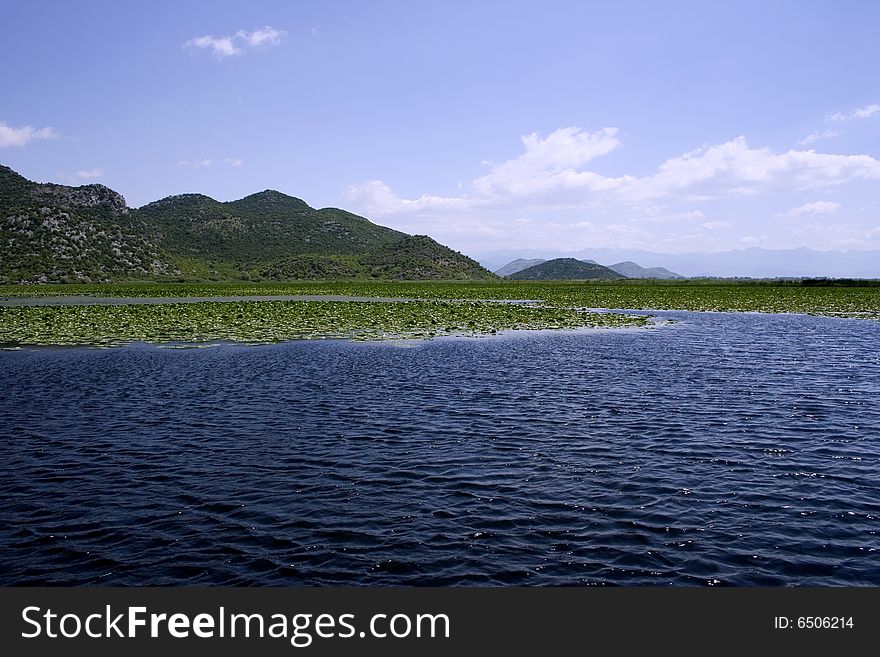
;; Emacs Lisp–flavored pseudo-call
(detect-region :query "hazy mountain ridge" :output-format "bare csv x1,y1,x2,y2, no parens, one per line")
0,165,494,283
482,247,880,278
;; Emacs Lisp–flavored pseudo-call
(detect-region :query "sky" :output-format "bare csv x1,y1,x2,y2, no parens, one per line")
1,0,879,257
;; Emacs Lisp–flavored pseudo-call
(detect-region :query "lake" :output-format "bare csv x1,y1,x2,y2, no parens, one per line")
1,310,878,585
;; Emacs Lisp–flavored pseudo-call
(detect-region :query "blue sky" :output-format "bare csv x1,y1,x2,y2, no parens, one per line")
2,0,878,256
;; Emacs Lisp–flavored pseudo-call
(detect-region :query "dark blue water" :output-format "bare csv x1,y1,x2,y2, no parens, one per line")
1,311,878,586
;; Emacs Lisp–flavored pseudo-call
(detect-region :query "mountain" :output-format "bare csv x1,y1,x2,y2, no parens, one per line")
477,247,880,278
0,165,494,283
607,261,684,279
138,191,406,263
494,258,546,276
495,256,683,279
506,258,626,280
0,165,177,284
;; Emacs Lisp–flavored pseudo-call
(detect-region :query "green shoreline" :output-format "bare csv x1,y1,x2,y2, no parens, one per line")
1,280,877,347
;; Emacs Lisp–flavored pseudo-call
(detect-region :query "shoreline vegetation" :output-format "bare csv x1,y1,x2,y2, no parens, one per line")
1,279,878,347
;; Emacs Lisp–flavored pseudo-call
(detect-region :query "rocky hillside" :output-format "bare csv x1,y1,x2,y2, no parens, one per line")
0,165,495,283
0,165,176,283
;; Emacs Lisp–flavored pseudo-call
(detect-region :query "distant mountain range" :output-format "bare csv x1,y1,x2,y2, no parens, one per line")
497,257,683,279
506,258,626,280
480,247,880,279
0,165,494,284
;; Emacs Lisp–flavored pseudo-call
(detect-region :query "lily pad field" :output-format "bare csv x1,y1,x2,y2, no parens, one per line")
1,279,878,347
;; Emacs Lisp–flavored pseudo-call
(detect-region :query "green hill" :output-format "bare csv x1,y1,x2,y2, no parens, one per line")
495,257,546,276
0,165,495,283
608,260,684,279
356,234,492,280
506,257,626,280
138,190,405,264
258,235,492,281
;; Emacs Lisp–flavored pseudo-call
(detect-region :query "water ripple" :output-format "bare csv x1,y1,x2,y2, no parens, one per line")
1,310,878,585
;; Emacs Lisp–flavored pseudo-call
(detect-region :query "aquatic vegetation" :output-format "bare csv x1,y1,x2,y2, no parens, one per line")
2,279,878,320
0,300,647,347
2,279,877,346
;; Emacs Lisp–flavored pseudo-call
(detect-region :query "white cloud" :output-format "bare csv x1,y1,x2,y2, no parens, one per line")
184,35,241,58
343,129,880,253
797,129,839,145
71,169,103,181
627,137,880,200
0,121,59,147
346,131,880,220
776,200,842,219
853,104,880,119
472,127,625,198
177,157,243,169
701,221,731,230
826,103,880,122
178,159,213,169
343,179,475,215
633,207,705,224
345,127,629,214
361,214,659,252
237,26,285,48
185,26,286,59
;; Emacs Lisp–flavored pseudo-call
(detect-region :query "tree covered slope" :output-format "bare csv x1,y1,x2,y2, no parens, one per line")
506,258,626,280
0,165,494,283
